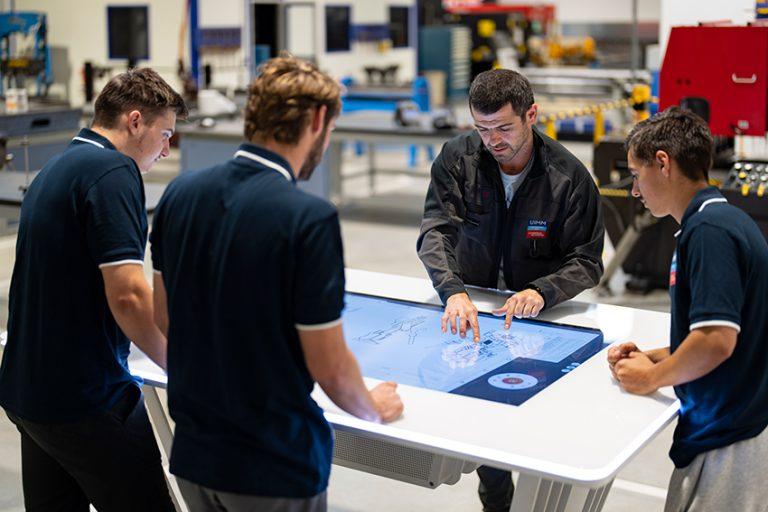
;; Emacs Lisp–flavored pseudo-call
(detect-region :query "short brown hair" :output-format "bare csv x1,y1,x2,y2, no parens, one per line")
625,106,713,182
92,68,188,128
244,56,342,145
469,69,535,117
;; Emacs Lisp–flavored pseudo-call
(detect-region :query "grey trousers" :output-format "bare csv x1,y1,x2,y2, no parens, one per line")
177,478,327,512
664,426,768,512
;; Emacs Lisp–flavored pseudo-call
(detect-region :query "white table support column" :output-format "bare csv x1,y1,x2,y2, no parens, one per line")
142,384,173,459
512,474,613,512
367,142,377,195
142,384,187,512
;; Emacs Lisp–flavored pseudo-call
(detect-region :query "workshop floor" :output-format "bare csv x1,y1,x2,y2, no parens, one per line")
0,142,674,511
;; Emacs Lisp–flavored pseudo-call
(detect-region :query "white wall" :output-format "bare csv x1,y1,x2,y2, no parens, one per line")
315,0,417,83
199,0,244,25
556,0,659,23
18,0,187,107
500,0,660,23
199,0,248,89
27,0,416,101
202,0,418,88
659,0,755,54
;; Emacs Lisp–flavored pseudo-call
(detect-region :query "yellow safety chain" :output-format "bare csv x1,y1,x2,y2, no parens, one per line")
537,84,658,145
597,188,631,198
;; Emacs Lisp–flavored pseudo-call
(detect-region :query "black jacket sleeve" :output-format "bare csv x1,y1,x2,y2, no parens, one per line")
526,174,605,308
416,147,468,304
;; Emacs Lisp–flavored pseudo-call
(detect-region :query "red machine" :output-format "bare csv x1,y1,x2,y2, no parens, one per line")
443,2,555,24
660,24,768,137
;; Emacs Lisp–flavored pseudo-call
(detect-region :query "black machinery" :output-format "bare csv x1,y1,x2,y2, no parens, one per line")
594,139,768,294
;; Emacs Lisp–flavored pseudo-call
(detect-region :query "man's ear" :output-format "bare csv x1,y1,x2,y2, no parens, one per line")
526,104,538,125
311,105,327,135
126,110,142,135
656,150,671,178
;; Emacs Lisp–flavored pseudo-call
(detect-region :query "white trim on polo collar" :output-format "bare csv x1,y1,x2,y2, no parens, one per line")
698,197,727,212
72,136,105,149
234,150,293,182
677,197,728,238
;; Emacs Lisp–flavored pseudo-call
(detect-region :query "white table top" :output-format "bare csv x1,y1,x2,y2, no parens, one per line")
129,269,679,487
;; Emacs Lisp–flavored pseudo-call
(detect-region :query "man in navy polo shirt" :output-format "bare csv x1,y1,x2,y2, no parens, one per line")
151,56,403,512
0,68,187,511
608,107,768,511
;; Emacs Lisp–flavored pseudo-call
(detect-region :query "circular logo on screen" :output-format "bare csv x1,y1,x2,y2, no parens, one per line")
488,373,538,390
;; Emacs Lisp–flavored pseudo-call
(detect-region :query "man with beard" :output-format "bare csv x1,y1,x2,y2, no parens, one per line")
417,69,604,512
150,56,403,512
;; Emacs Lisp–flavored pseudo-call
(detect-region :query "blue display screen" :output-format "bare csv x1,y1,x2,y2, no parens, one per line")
344,293,607,406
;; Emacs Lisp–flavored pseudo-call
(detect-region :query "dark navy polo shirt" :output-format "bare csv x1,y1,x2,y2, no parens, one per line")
0,128,148,423
669,186,768,467
151,143,345,497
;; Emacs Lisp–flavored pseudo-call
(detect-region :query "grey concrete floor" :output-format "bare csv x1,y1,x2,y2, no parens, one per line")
0,143,675,511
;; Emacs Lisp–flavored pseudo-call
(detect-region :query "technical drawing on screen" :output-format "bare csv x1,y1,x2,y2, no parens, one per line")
343,293,608,406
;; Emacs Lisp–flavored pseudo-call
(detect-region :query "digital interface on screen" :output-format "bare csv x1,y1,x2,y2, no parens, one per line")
343,293,608,406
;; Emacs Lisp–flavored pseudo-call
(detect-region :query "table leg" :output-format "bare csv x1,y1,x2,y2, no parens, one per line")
597,209,655,295
143,385,173,459
367,142,377,195
142,385,187,512
327,140,343,203
511,474,613,512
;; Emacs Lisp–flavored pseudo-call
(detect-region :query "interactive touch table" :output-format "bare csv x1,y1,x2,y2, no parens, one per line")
129,269,679,512
344,292,606,407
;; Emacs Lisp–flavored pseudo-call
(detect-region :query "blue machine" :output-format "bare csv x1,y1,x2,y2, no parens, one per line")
650,70,660,116
340,75,430,113
0,11,52,96
340,76,433,166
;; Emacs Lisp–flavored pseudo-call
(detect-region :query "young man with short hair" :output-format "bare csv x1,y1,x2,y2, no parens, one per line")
609,106,768,512
151,56,403,512
0,68,187,511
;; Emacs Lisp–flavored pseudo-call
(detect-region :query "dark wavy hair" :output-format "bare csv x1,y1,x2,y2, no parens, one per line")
469,69,535,117
625,106,713,181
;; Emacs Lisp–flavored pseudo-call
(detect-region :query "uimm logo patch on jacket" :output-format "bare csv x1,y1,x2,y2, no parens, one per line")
526,219,548,239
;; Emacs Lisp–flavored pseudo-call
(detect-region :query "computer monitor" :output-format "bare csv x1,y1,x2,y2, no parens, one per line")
107,6,149,63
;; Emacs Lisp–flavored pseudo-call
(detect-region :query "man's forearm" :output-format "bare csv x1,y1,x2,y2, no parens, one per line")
645,347,670,363
417,223,465,303
110,286,167,371
318,347,380,422
152,273,169,338
649,330,734,388
301,325,384,421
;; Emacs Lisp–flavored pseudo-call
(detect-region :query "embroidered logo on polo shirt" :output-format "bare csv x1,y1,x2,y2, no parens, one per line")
526,219,548,239
669,254,677,287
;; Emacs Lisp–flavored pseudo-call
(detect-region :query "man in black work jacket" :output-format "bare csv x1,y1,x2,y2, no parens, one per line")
417,69,604,512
